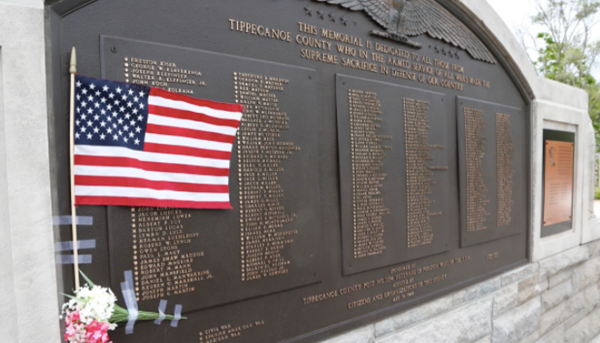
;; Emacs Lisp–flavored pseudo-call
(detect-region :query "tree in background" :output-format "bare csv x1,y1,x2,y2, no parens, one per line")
518,0,600,144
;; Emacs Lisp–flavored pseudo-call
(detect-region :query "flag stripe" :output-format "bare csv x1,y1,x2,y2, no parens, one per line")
150,88,243,115
76,196,232,210
145,133,233,152
148,105,240,128
149,94,242,121
75,155,231,177
75,145,231,168
75,176,229,193
75,165,229,185
144,143,232,161
75,185,230,202
147,113,238,136
145,123,236,144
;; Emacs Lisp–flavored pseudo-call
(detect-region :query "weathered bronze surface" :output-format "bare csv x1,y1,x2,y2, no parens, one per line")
48,1,530,342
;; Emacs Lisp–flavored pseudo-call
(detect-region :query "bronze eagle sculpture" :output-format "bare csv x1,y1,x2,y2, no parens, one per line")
315,0,496,64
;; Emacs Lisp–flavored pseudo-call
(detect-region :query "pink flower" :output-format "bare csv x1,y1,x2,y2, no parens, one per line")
65,312,80,326
62,310,112,343
84,321,112,343
63,310,87,343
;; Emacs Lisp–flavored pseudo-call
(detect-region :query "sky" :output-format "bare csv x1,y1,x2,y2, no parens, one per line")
486,0,537,31
486,0,539,60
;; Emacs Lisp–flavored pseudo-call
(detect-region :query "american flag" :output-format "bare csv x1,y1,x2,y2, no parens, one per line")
73,75,242,209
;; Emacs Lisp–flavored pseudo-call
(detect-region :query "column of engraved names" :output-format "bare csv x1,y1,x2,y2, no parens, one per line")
464,108,489,232
235,72,299,281
349,89,390,259
403,98,436,247
131,207,212,302
496,113,514,226
123,57,205,94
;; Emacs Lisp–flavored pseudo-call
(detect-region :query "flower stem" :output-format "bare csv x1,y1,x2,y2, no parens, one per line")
110,310,186,323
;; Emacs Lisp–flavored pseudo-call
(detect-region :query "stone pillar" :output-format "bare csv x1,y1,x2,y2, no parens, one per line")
0,1,61,342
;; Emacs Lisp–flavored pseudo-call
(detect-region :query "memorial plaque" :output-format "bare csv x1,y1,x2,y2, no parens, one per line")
542,130,575,237
457,98,526,247
336,74,450,275
102,36,323,311
49,0,531,342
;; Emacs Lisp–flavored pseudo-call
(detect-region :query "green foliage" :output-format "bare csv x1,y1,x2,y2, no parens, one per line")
595,188,600,199
529,0,600,149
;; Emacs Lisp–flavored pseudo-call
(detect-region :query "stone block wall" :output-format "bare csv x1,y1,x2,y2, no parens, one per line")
319,240,600,343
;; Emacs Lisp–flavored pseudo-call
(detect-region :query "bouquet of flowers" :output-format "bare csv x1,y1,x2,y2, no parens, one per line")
60,272,185,343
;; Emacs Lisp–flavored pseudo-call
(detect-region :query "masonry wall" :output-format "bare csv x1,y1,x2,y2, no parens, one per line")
318,241,600,343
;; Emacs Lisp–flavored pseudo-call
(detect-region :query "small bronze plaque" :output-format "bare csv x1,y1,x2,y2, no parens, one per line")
543,140,574,226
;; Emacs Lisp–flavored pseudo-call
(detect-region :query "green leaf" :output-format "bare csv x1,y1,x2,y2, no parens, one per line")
61,293,77,300
79,270,96,288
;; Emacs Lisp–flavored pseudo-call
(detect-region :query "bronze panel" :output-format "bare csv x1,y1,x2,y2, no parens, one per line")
543,141,575,226
102,37,323,312
456,97,526,247
336,74,450,275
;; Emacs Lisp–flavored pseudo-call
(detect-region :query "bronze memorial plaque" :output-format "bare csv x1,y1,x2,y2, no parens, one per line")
542,130,575,237
336,74,451,275
49,0,531,342
543,141,574,225
101,36,323,312
457,97,526,247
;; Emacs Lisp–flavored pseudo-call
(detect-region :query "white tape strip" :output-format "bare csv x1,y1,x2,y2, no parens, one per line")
120,270,138,335
54,240,96,252
53,216,93,226
55,255,92,265
154,300,168,325
171,304,182,328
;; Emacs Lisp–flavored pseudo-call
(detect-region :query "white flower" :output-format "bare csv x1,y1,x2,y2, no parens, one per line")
71,284,117,325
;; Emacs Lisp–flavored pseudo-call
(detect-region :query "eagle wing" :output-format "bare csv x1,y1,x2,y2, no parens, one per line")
404,0,496,63
315,0,496,64
314,0,390,28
